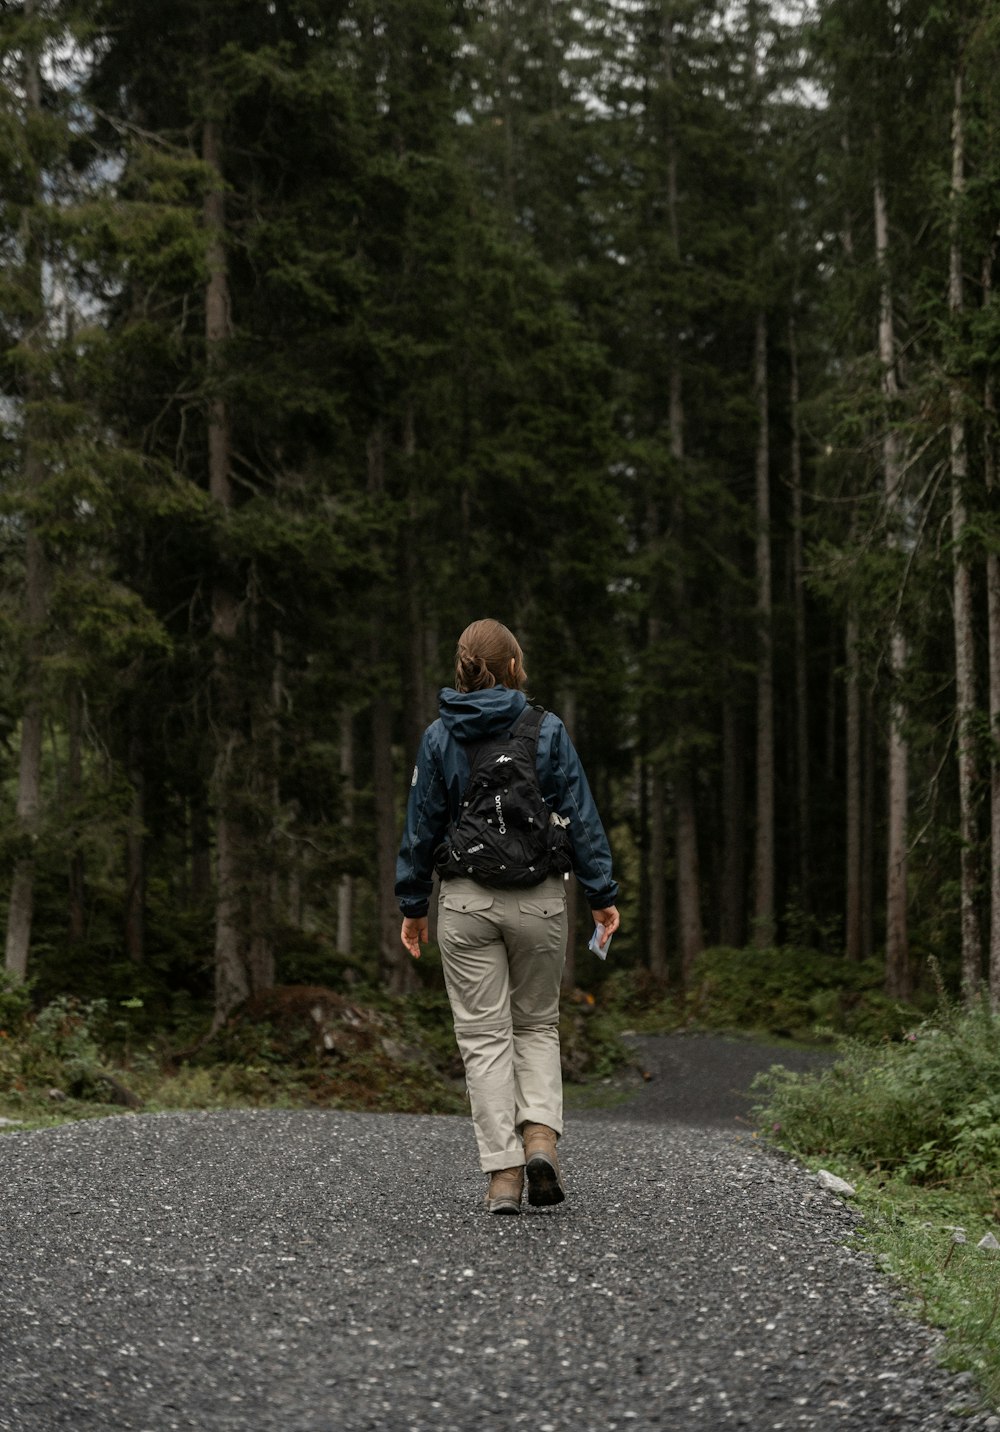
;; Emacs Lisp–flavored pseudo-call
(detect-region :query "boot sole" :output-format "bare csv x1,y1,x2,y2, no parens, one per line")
525,1154,565,1207
486,1197,522,1215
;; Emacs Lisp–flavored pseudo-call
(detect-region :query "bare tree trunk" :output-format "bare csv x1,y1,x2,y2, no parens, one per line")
648,759,668,981
5,10,46,982
662,12,703,977
336,710,355,956
861,682,876,960
646,574,668,980
368,425,416,993
246,620,279,993
985,245,1000,1006
752,310,775,945
720,618,745,946
204,116,250,1026
789,315,810,910
402,403,428,767
874,164,910,1000
845,605,862,960
949,73,982,1000
676,769,703,979
67,684,85,943
824,656,837,789
372,691,407,989
124,717,145,964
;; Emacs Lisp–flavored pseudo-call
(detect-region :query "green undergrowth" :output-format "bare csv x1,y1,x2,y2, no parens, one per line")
593,945,927,1045
0,968,633,1132
753,993,1000,1411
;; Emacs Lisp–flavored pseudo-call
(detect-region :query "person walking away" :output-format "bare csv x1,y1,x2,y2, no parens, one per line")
396,619,620,1213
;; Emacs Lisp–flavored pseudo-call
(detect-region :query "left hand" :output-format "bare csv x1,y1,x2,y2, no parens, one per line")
400,917,429,959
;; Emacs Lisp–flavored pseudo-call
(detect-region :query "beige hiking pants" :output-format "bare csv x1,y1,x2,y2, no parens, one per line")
437,874,568,1173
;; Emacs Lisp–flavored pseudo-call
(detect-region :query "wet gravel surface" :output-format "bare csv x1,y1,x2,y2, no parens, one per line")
1,1036,997,1432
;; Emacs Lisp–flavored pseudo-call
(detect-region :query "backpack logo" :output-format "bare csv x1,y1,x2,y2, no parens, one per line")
494,754,512,764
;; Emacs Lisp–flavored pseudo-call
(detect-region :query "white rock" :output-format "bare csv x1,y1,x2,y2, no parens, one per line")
952,1231,968,1245
816,1169,856,1197
0,1117,23,1127
978,1233,1000,1251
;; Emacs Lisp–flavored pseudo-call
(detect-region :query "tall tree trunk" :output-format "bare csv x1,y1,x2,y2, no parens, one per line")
646,576,668,979
985,241,1000,1007
861,682,876,960
720,609,745,946
5,6,46,982
402,402,428,767
372,689,407,989
789,314,810,911
204,115,250,1027
676,768,702,979
336,710,355,956
874,164,910,1000
246,618,279,993
67,684,85,943
845,604,862,961
752,310,775,945
647,758,668,981
662,16,703,975
368,425,416,993
124,714,145,964
948,72,982,1001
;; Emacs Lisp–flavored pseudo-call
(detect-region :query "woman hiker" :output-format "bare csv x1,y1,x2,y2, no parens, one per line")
395,618,620,1214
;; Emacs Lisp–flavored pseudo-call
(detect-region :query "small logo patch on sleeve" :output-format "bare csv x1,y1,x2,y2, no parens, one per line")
411,765,419,787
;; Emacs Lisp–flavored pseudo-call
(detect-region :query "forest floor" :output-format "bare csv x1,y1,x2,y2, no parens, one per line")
0,1033,996,1432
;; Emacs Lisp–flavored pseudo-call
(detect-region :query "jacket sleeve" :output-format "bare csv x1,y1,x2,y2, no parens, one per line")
395,727,449,919
542,716,619,910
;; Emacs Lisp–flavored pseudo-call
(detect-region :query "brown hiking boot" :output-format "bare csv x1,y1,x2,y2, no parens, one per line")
522,1122,565,1206
485,1166,524,1214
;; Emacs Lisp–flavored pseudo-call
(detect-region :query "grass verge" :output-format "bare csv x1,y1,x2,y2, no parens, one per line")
753,991,1000,1412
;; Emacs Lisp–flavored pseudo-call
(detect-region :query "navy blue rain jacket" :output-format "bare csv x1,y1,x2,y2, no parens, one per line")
395,686,619,919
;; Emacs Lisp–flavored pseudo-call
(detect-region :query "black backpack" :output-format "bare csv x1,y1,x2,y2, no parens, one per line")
435,706,573,888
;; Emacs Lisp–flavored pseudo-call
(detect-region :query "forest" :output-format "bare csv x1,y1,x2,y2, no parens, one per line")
3,0,1000,1037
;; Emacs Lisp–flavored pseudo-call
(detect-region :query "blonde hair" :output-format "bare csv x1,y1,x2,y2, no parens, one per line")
454,619,527,693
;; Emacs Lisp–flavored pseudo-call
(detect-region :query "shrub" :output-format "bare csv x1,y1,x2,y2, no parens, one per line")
753,994,1000,1189
687,946,922,1042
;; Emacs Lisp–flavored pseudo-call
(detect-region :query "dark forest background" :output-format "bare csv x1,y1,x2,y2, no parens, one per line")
4,0,1000,1036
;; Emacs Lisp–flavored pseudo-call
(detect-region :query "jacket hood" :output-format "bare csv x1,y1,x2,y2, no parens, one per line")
438,686,528,742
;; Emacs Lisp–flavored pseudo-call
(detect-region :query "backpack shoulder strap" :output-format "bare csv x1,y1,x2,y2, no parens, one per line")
511,704,544,747
461,705,545,784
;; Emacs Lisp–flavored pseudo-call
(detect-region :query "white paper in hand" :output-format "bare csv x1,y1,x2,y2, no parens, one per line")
589,924,611,961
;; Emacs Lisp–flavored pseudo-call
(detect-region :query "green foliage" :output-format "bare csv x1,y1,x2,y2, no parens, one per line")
0,995,110,1103
754,995,1000,1193
0,971,32,1034
858,1180,1000,1407
755,986,1000,1401
0,981,628,1129
686,947,923,1042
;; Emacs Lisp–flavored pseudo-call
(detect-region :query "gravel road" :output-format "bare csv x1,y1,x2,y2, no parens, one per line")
1,1034,996,1432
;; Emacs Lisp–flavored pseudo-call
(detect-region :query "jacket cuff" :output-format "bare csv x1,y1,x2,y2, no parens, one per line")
400,900,429,919
588,886,619,911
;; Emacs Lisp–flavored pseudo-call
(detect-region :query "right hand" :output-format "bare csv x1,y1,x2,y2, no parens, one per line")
591,906,620,949
400,917,428,959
